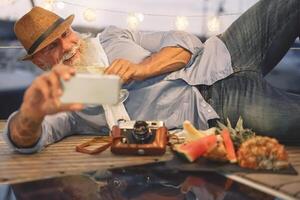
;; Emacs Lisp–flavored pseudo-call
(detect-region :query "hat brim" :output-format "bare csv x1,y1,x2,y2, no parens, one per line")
20,14,75,61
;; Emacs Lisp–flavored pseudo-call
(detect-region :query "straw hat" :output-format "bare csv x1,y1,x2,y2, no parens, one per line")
14,7,74,60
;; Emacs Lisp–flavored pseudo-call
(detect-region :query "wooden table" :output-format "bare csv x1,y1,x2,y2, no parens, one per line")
222,146,300,200
1,120,300,199
0,120,173,184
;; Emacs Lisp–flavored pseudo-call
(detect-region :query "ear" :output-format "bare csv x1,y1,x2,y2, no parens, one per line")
31,54,45,68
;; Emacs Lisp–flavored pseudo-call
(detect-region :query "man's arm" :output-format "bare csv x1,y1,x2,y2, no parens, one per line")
104,46,191,83
8,65,83,148
9,110,43,148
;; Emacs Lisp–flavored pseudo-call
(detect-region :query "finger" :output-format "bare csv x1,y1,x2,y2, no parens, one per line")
121,70,134,84
32,76,51,100
58,103,84,112
118,64,131,77
52,64,76,80
105,59,121,74
104,60,118,74
53,63,76,74
47,72,62,97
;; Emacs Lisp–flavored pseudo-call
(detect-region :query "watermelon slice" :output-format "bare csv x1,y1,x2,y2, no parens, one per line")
221,129,237,163
174,134,217,162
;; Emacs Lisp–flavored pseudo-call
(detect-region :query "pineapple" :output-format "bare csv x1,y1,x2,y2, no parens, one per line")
217,116,289,170
237,136,289,170
216,117,255,149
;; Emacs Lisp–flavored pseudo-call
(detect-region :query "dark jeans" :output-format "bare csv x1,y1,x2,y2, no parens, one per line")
208,0,300,144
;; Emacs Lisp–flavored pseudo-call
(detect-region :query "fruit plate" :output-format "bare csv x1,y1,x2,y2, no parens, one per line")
152,156,298,175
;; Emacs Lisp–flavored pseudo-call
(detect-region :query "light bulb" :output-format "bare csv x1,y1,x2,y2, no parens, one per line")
135,13,144,22
207,16,221,33
55,1,65,9
83,8,96,22
0,0,16,5
43,0,55,4
175,16,189,31
41,3,53,11
127,13,140,30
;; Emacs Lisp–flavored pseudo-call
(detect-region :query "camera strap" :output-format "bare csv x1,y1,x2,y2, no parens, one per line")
76,136,113,154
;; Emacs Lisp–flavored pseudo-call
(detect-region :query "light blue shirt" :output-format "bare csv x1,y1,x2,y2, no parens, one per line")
3,26,233,153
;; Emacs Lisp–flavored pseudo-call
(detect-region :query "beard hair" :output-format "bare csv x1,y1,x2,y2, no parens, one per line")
69,40,88,68
71,36,106,74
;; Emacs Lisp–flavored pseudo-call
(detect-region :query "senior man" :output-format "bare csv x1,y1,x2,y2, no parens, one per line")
3,0,300,153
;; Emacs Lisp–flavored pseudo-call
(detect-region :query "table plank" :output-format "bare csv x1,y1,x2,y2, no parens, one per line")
1,120,300,199
0,120,6,131
0,121,173,184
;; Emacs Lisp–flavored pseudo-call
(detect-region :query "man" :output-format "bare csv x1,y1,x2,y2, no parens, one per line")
3,0,300,153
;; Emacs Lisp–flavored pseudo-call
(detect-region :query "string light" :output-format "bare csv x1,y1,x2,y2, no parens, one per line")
0,0,16,5
41,2,54,11
43,0,55,4
126,13,144,30
175,16,189,31
207,16,221,33
135,13,144,22
83,8,96,22
58,0,241,18
37,0,245,35
54,1,65,10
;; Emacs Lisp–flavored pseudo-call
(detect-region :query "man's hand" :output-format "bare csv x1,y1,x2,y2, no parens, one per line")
9,64,84,148
104,47,191,83
21,64,84,120
104,59,145,83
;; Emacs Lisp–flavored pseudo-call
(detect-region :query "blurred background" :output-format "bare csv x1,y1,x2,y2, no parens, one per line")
0,0,299,119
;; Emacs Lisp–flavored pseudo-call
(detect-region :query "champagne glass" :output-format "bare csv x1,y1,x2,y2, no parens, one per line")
119,89,129,103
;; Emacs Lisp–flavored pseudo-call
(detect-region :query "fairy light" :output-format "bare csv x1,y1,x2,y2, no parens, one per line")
127,12,144,30
33,0,245,34
83,8,96,22
207,16,221,33
175,16,189,31
135,13,144,22
0,0,16,5
43,0,55,4
55,1,65,10
41,2,54,11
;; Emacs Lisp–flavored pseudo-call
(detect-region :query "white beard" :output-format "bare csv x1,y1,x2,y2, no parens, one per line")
72,33,109,73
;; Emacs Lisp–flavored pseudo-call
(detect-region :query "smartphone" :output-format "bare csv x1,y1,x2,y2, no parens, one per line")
60,73,121,105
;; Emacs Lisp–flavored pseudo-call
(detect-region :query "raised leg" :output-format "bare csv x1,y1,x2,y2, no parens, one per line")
209,71,300,144
220,0,300,75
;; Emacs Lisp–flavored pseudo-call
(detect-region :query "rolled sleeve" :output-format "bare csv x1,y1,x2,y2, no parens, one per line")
164,36,233,86
100,26,204,64
134,30,204,69
3,112,73,154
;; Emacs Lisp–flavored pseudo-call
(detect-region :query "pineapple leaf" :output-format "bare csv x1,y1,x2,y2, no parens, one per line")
226,118,233,129
235,116,244,132
217,121,227,130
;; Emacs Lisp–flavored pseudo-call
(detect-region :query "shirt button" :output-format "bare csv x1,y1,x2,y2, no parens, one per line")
201,102,207,107
207,109,212,113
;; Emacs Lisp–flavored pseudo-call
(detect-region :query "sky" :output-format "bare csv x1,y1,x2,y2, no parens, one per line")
0,0,258,36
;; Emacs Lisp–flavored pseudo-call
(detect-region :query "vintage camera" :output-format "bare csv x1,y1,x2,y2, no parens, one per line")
111,120,168,155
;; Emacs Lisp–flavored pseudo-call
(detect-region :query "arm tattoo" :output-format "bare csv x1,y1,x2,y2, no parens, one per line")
9,112,43,148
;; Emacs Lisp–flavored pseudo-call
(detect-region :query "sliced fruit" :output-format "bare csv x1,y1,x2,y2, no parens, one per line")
174,134,217,162
221,128,237,163
183,120,216,142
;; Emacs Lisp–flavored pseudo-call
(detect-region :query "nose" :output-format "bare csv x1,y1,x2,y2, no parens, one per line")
58,37,73,53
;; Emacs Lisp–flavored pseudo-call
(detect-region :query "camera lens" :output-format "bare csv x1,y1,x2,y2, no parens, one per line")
132,121,152,144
